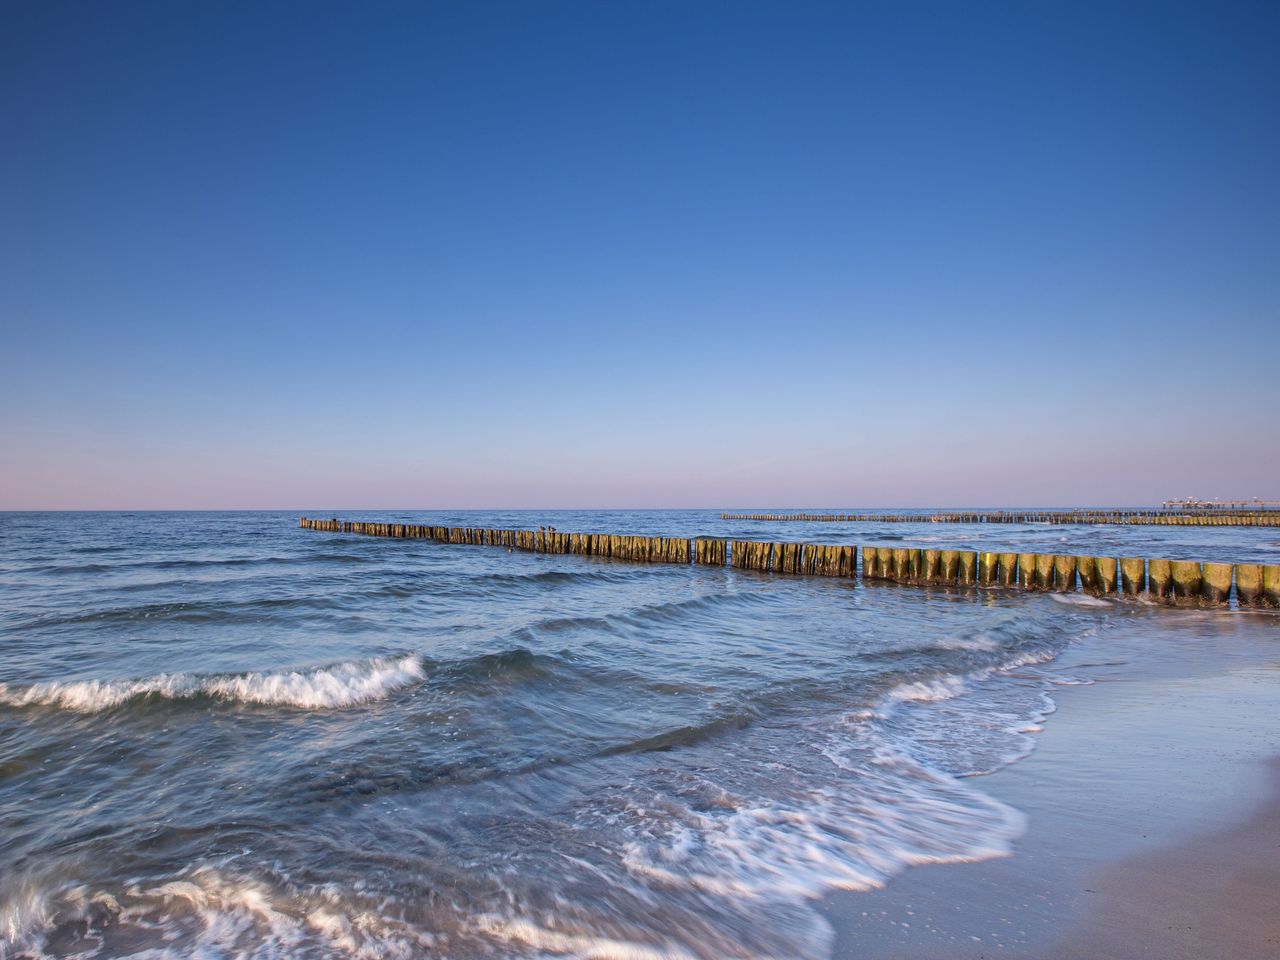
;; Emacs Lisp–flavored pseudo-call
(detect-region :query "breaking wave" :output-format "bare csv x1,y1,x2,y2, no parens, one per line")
0,656,425,713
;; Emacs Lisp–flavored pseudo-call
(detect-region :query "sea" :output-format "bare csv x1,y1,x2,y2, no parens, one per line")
1,510,1277,959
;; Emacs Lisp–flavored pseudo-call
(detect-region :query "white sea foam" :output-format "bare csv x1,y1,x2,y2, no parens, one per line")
0,656,424,712
885,676,968,703
1048,592,1112,608
928,632,1000,651
470,914,703,960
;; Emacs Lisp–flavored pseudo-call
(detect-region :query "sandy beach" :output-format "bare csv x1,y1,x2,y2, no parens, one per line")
826,603,1280,960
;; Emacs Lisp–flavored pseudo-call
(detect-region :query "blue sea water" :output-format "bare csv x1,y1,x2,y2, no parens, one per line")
1,511,1277,959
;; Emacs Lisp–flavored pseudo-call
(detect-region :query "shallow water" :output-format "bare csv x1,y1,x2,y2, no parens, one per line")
1,511,1277,959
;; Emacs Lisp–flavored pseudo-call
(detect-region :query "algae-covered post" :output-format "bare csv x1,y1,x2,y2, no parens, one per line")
1147,559,1173,602
940,550,960,584
1201,563,1231,605
1077,557,1099,594
1018,553,1039,590
978,552,999,586
1120,557,1145,596
1035,554,1056,592
1053,555,1078,592
924,549,942,585
998,553,1018,587
1095,557,1118,595
1265,565,1280,608
1235,564,1263,606
1170,561,1203,602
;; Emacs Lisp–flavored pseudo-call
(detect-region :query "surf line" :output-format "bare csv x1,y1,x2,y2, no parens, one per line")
298,518,1280,610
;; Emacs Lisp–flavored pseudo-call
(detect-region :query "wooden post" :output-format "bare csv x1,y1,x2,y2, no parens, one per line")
1120,557,1145,596
958,551,977,585
998,553,1018,587
940,550,960,584
1148,559,1173,602
1035,554,1055,592
1170,561,1203,602
780,542,805,574
978,551,998,585
1077,556,1098,593
892,548,910,582
1235,564,1263,606
1094,557,1117,595
862,546,880,579
863,547,878,579
906,548,925,584
1201,563,1231,605
924,549,943,585
1053,555,1078,592
1264,565,1280,608
1018,553,1038,589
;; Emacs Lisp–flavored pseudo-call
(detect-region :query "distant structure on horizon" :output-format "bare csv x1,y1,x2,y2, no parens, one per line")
1161,498,1280,510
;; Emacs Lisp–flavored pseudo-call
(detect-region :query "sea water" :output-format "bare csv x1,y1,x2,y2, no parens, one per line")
1,510,1276,959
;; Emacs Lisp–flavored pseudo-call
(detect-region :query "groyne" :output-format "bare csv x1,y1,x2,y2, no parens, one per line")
720,510,1280,527
300,518,1280,609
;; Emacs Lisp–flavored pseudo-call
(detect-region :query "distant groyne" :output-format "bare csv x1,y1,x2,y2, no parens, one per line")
300,518,1280,609
719,510,1280,527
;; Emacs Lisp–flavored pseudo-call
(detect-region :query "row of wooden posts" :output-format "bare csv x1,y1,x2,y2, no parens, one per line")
721,511,1280,527
299,518,1280,608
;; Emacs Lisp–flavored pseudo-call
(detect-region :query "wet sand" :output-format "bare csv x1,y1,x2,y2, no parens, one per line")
825,606,1280,960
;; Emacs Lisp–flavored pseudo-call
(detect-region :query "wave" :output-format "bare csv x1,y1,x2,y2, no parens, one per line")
482,568,634,587
885,675,969,704
1048,592,1112,608
0,656,425,713
0,866,434,960
0,646,577,717
602,709,757,757
19,552,372,577
24,594,358,629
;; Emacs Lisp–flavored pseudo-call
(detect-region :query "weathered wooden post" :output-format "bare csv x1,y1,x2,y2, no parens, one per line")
1148,559,1173,602
906,548,925,584
1235,564,1263,606
874,546,890,580
1264,565,1280,608
1077,556,1099,593
776,542,803,574
1170,561,1203,602
1095,557,1118,595
841,545,858,577
892,548,910,582
801,545,819,575
1019,553,1038,590
923,549,942,585
940,550,960,584
862,546,881,579
958,552,978,585
1120,557,1145,596
1035,554,1055,592
1201,563,1231,605
998,553,1018,587
1053,555,1078,591
978,551,999,585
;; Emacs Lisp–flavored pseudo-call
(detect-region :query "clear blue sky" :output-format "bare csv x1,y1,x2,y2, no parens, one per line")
2,1,1277,509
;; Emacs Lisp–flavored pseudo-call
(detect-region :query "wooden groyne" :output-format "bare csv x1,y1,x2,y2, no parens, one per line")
720,510,1280,527
300,518,1280,609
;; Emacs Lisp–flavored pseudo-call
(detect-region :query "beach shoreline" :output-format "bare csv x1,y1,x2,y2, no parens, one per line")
824,605,1280,960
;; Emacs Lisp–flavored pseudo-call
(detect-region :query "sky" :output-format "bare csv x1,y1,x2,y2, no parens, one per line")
2,0,1277,509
